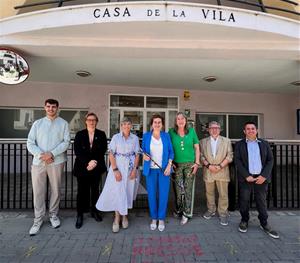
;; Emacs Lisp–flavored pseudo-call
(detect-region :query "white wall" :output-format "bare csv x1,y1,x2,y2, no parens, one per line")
1,81,299,139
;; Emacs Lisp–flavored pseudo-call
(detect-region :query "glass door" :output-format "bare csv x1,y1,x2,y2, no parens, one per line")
123,110,144,138
146,111,166,131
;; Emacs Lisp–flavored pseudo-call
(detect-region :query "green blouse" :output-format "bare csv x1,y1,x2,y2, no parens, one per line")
169,127,199,163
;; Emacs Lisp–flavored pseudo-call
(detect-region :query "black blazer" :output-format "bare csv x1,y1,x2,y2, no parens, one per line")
234,138,274,183
73,129,108,177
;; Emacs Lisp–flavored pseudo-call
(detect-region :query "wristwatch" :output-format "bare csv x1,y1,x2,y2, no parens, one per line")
113,167,119,172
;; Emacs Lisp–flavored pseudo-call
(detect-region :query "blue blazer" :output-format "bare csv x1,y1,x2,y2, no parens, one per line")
142,131,174,177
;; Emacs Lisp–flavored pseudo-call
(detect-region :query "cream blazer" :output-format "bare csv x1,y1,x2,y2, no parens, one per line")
200,136,233,182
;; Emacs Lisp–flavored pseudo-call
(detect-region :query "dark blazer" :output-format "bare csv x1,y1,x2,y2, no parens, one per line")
234,138,274,183
142,131,174,177
73,129,107,177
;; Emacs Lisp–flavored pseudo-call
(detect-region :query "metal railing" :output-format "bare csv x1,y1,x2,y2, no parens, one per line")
228,141,300,210
0,139,299,210
0,139,148,210
14,0,300,17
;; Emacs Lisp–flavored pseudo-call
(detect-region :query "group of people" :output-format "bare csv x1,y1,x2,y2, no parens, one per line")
26,98,279,239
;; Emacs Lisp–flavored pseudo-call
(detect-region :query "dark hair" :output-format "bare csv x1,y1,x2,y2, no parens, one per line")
150,114,164,127
243,121,257,130
85,112,99,122
174,112,189,135
45,99,59,107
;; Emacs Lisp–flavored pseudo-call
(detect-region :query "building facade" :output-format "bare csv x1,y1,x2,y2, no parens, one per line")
0,0,299,140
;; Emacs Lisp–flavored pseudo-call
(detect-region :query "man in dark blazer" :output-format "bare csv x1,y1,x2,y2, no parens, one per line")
234,121,279,239
73,113,107,228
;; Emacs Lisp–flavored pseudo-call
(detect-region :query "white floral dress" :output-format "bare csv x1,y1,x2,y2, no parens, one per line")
96,132,140,215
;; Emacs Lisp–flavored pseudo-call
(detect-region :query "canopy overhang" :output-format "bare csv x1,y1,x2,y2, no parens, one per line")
0,2,299,93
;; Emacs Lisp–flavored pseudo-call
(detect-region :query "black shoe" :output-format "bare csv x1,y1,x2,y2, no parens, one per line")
75,215,83,229
173,210,182,218
238,221,248,233
91,211,103,222
260,224,279,239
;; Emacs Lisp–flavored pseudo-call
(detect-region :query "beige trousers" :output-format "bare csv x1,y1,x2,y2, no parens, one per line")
205,180,229,217
31,163,64,222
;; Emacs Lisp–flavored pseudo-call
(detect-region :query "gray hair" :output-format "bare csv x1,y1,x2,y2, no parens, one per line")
208,121,221,128
121,117,132,124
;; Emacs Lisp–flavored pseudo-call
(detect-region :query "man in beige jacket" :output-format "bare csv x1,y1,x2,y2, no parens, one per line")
200,121,233,225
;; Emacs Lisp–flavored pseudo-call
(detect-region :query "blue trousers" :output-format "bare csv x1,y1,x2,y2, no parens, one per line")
146,169,170,220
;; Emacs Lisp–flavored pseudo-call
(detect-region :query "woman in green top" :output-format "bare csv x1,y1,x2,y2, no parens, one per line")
169,112,200,225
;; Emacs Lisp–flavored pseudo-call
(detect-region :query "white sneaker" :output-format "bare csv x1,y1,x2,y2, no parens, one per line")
180,215,189,225
50,215,60,229
158,220,165,232
150,220,157,231
29,220,43,236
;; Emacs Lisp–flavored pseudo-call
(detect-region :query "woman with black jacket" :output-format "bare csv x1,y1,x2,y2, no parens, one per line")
73,112,107,229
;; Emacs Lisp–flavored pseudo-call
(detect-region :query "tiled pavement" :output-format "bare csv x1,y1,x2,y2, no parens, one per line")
0,210,299,262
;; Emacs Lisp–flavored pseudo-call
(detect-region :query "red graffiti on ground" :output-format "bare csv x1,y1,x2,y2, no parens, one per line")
131,234,203,263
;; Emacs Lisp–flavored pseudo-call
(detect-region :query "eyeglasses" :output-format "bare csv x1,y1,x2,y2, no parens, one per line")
86,119,97,122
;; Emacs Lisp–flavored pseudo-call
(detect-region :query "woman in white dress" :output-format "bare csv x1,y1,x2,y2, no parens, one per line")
96,117,140,233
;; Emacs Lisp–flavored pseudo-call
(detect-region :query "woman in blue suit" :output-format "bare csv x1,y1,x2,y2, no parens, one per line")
142,114,174,232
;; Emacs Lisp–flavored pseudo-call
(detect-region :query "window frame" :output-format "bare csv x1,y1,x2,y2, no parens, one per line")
0,106,89,139
195,112,261,139
108,93,179,138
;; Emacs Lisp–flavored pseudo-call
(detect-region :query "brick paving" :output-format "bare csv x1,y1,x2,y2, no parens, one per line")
0,210,299,262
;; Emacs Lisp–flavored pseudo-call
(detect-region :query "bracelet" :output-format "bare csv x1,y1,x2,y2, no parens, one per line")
218,164,223,169
195,163,200,167
205,163,210,168
113,167,118,172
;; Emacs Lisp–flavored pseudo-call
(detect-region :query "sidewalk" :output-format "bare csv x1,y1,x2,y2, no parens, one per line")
0,210,299,263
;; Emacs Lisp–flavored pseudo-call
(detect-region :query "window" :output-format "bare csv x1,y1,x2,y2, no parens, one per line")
110,109,120,138
196,113,259,139
228,115,258,139
109,94,179,138
146,97,178,108
110,95,144,108
0,108,88,139
195,114,226,139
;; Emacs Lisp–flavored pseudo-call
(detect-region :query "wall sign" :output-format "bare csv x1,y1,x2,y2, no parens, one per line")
92,4,236,24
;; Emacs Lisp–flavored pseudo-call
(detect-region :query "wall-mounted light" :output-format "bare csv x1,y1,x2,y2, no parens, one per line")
183,90,190,100
290,81,300,86
76,70,91,77
203,76,217,82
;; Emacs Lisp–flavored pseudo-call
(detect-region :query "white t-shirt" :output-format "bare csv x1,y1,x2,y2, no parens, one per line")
150,136,163,168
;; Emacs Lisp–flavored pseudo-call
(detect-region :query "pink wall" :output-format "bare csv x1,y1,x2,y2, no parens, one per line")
1,81,299,139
